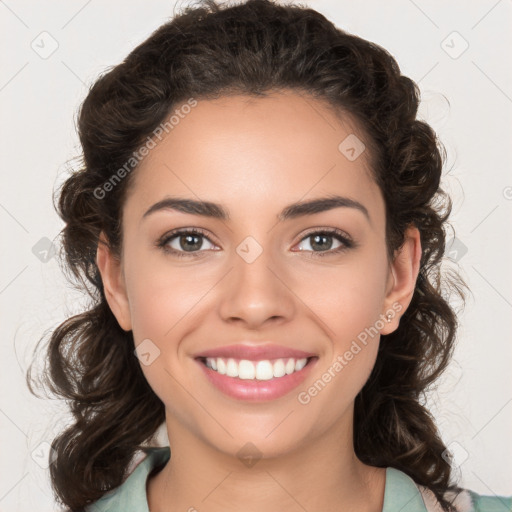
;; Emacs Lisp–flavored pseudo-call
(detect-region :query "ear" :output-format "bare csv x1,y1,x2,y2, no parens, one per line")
380,225,422,335
96,231,132,331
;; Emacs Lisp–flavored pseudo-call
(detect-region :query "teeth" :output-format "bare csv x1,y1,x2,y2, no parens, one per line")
273,359,286,378
226,358,238,377
204,357,309,380
295,358,307,371
255,360,273,380
239,359,255,379
217,358,226,375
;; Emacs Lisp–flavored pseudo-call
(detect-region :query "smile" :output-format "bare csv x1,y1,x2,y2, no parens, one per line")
196,356,318,401
204,356,309,380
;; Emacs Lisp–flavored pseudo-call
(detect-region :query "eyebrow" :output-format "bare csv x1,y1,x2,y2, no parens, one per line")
142,194,370,223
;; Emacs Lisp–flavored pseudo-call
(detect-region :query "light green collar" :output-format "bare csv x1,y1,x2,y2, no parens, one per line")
382,466,431,512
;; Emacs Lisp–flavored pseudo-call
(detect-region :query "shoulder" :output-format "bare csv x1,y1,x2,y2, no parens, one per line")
466,490,512,512
385,466,511,512
417,479,512,512
84,446,170,512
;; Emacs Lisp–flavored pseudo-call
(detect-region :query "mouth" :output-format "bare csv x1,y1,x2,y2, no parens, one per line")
195,355,319,401
197,355,317,379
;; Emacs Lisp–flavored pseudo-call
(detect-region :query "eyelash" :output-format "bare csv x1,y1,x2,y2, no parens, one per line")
156,227,356,259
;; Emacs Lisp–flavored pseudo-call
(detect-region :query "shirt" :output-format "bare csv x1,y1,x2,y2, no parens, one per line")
85,447,512,512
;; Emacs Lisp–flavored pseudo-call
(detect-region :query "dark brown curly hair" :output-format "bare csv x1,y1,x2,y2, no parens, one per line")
26,0,469,510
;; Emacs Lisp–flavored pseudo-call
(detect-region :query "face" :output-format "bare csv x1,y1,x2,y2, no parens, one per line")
98,89,419,460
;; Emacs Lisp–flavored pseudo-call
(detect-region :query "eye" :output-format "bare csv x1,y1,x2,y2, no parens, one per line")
156,227,356,259
157,228,217,258
293,228,355,257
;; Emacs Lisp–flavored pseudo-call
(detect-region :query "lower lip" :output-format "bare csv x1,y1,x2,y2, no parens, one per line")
196,357,318,402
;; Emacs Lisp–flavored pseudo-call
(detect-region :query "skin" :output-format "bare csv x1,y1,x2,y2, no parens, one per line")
96,89,421,512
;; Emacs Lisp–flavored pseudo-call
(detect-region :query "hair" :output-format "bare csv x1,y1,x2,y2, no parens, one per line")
26,0,470,510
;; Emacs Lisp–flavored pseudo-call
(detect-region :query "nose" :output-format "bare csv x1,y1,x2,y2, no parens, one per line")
218,243,295,330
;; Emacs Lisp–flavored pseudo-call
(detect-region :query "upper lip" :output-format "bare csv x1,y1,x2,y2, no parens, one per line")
194,343,317,361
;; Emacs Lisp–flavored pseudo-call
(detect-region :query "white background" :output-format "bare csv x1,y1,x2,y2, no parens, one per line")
1,0,511,510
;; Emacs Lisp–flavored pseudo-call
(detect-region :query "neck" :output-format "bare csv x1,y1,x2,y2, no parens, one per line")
147,413,386,512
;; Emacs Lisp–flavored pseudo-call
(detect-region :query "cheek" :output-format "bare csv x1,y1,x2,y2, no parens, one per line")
124,249,204,341
124,262,198,409
295,265,385,427
301,254,388,343
296,251,387,399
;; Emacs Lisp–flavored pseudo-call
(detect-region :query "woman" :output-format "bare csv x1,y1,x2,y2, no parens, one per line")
26,0,511,511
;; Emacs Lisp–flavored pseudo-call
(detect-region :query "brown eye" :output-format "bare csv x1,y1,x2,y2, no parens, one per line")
157,228,217,258
294,229,355,258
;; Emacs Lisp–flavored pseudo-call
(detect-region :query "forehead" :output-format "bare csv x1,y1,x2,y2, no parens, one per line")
124,90,384,226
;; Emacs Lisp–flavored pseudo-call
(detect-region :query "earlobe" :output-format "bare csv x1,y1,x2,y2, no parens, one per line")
95,231,132,331
381,225,422,335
